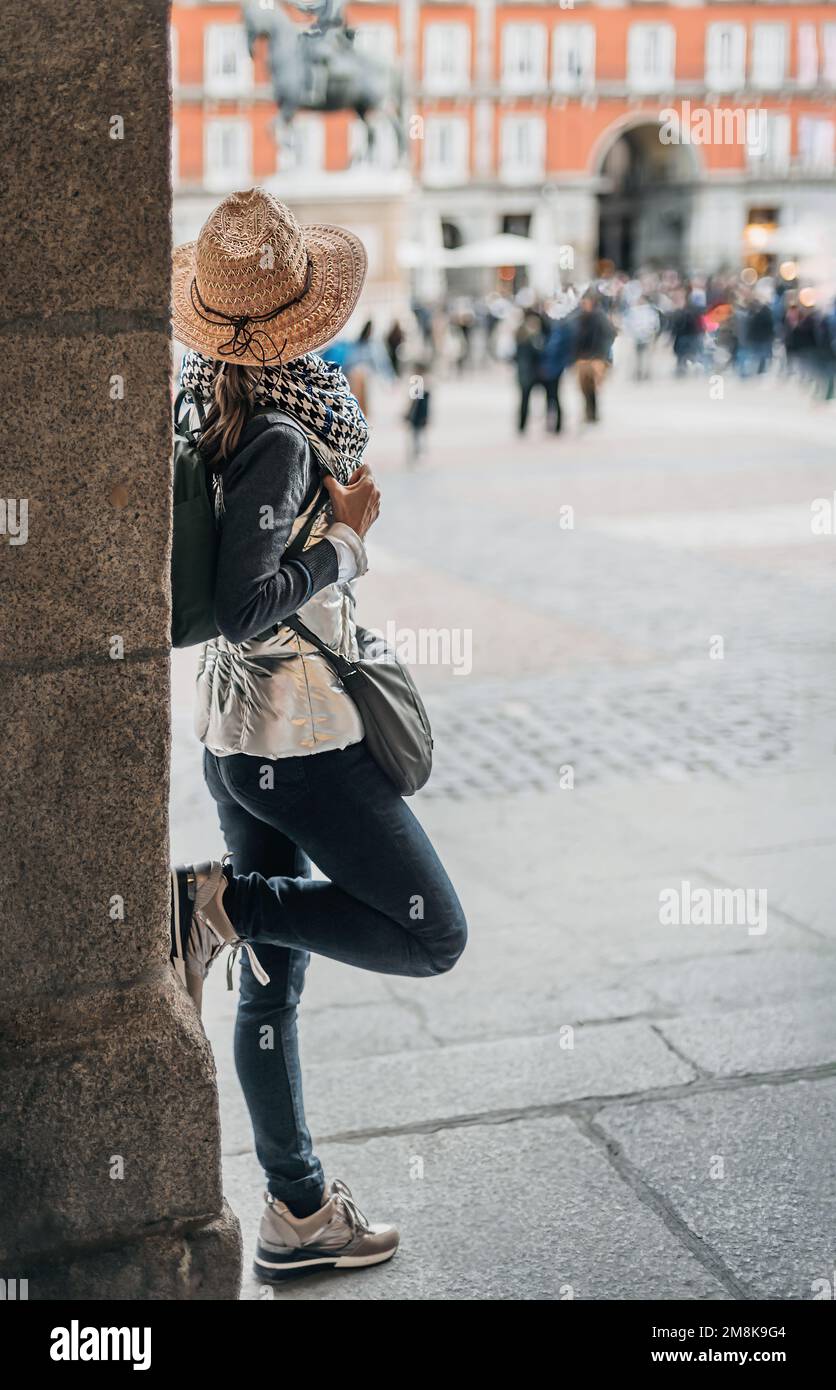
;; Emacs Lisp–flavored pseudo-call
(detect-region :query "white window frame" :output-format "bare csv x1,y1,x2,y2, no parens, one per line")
627,24,676,94
750,23,787,92
797,23,818,89
283,114,326,174
747,111,790,175
798,116,835,174
552,23,596,95
204,118,252,192
349,114,399,171
824,24,836,85
500,114,546,184
501,23,548,94
353,23,397,67
422,115,469,187
705,22,746,91
204,23,254,98
423,22,471,95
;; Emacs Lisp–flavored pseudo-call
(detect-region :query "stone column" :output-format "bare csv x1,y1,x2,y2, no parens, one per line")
0,0,241,1299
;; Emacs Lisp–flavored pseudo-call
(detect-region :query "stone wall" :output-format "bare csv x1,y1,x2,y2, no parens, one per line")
0,0,241,1298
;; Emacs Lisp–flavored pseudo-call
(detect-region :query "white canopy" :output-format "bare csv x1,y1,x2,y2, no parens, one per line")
396,240,457,270
448,233,564,269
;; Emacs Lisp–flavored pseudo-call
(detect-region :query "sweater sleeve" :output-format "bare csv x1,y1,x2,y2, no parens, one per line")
213,422,339,645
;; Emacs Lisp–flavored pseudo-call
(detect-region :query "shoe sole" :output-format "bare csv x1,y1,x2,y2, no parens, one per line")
170,867,204,1012
253,1243,397,1281
170,868,191,991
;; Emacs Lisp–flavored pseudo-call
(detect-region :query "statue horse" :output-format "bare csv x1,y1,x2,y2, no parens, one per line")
242,0,405,163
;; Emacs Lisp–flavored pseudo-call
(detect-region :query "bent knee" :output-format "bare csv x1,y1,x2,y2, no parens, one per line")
427,903,468,976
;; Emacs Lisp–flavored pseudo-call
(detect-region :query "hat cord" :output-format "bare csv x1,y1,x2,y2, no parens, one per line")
189,257,313,370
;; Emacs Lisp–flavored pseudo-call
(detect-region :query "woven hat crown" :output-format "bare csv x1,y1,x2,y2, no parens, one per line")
193,189,308,320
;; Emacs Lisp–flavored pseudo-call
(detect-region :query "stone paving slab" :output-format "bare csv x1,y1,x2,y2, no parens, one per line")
224,1115,731,1302
596,1078,836,1300
634,947,836,1014
698,843,836,941
656,999,836,1078
235,1021,694,1143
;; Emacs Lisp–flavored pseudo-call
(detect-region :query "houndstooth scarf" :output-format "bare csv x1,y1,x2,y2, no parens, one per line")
179,348,369,484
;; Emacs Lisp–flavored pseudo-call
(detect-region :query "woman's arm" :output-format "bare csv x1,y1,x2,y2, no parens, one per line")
213,423,339,644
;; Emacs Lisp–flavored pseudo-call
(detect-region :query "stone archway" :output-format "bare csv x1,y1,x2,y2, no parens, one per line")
592,116,701,273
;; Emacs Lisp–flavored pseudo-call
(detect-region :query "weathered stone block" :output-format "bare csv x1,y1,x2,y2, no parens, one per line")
0,330,172,663
0,978,222,1258
1,660,171,994
17,1203,242,1302
0,1,171,320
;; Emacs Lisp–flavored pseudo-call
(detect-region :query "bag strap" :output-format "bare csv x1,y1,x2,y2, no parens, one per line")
283,614,358,681
283,485,330,561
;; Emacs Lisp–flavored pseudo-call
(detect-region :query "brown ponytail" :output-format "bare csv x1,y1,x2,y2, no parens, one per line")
199,363,261,468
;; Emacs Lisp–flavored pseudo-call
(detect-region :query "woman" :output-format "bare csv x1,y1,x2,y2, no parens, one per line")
169,190,467,1282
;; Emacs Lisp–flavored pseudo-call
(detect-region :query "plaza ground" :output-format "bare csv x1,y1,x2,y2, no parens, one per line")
171,345,836,1300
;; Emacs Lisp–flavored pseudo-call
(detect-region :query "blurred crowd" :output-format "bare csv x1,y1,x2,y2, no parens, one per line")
321,266,836,461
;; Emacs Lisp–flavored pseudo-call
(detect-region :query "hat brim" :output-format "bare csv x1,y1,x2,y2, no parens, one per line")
171,223,367,366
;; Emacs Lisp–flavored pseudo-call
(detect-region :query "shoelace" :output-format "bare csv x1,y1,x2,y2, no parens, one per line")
215,855,271,990
330,1179,372,1234
226,939,270,990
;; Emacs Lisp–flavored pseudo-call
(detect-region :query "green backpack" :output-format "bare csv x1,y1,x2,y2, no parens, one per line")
170,389,220,648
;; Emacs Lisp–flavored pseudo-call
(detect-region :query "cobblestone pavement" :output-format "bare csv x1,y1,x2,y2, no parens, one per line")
171,353,836,1300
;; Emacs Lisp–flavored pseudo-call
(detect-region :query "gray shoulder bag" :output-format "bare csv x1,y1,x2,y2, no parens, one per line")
283,612,433,797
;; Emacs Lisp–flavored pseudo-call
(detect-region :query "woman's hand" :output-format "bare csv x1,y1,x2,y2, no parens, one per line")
323,464,381,539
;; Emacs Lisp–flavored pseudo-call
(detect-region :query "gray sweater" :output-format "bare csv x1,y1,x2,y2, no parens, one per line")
213,414,338,645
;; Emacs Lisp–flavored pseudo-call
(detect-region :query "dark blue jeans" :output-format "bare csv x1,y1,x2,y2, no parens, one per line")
203,740,467,1209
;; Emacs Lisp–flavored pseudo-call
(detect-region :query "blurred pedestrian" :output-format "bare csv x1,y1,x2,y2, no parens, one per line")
573,292,615,423
514,310,546,433
404,359,432,466
450,298,476,374
670,292,705,376
540,312,575,433
736,298,774,378
623,296,660,382
385,320,404,377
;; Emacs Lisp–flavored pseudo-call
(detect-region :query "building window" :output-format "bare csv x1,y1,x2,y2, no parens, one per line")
423,116,469,187
500,115,545,183
553,24,596,94
501,23,547,93
798,117,835,174
627,24,675,93
750,24,787,91
705,23,745,90
204,24,253,98
824,25,836,85
747,112,790,175
353,24,397,67
423,23,470,94
204,118,252,191
349,115,399,171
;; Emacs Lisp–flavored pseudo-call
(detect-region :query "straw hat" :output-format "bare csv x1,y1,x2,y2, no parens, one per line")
172,187,367,367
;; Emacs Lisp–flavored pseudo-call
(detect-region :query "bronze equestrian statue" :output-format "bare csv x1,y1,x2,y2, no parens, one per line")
242,0,405,162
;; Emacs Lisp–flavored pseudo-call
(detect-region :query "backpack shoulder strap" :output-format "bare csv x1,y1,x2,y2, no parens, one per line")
174,388,207,443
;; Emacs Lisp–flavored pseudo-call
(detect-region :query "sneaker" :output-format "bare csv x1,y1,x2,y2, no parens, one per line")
170,859,269,1012
253,1180,399,1281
